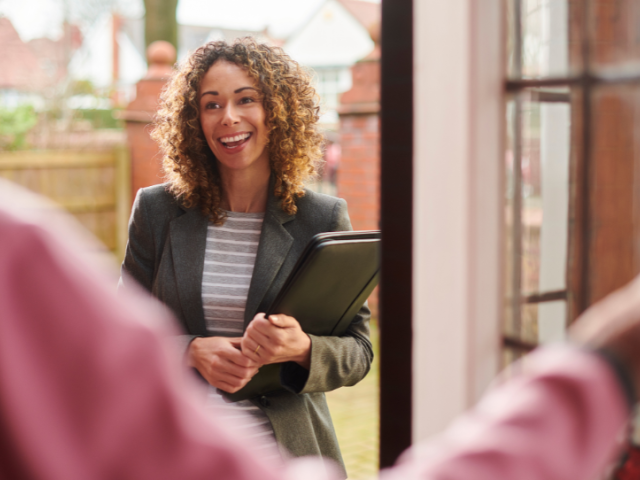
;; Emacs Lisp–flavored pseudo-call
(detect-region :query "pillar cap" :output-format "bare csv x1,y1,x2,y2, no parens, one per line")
145,41,176,79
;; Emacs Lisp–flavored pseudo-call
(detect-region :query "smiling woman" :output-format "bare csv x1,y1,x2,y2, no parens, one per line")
152,39,323,223
198,61,270,185
118,38,373,479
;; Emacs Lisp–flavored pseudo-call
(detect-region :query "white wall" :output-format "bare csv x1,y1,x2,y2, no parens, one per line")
412,0,504,441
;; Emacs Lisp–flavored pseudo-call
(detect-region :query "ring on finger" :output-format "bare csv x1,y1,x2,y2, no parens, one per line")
254,344,261,355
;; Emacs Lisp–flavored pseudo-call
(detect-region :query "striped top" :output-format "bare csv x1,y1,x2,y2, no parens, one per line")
201,211,280,461
202,211,263,336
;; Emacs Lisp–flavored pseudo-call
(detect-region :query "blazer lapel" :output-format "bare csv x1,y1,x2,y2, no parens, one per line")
244,194,294,325
170,207,209,336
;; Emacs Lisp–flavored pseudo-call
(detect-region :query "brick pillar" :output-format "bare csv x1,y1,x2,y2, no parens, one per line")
337,44,380,316
121,41,175,204
337,48,380,230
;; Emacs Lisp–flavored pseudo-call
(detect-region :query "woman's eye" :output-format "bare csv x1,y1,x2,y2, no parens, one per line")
204,102,220,110
239,97,255,105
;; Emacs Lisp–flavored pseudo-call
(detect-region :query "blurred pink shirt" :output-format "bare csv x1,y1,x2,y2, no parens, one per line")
0,183,630,480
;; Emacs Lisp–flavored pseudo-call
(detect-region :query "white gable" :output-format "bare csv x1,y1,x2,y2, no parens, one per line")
283,0,374,67
69,14,146,90
118,30,147,86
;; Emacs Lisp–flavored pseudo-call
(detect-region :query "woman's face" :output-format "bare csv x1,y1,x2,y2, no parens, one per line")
198,61,269,177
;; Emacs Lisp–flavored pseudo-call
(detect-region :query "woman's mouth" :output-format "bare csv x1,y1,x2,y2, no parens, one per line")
219,132,252,149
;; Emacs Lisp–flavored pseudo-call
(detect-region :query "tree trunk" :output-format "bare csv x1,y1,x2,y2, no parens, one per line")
143,0,179,49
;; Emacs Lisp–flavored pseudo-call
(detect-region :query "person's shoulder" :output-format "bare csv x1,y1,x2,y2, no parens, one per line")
137,183,180,207
137,183,174,202
297,188,346,214
292,188,350,232
134,183,183,219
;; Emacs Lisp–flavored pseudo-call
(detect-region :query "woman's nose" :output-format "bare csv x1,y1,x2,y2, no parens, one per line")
221,103,240,126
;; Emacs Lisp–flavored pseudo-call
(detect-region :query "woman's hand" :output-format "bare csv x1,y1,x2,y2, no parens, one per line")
187,336,260,393
241,314,312,369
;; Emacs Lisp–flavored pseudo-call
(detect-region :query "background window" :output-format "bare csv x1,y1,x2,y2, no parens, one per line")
504,0,640,361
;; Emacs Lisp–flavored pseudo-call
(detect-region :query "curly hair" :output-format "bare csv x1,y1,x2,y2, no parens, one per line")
151,38,324,224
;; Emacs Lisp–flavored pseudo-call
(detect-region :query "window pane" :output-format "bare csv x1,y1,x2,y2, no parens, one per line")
504,100,518,338
590,0,640,74
504,88,573,343
521,303,539,345
502,347,526,370
520,89,571,295
507,0,578,79
537,300,567,343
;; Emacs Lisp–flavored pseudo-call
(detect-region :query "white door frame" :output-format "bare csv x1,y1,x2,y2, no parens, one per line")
412,0,505,441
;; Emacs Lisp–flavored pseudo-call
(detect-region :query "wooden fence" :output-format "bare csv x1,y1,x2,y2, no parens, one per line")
0,148,131,262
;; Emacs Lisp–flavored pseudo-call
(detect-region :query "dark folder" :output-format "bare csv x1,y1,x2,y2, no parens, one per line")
223,230,380,402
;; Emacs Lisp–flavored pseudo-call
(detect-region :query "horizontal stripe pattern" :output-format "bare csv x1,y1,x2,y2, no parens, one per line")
202,211,264,336
201,211,278,459
206,387,280,460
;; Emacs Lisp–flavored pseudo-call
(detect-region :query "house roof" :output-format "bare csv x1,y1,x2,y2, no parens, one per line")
0,18,82,92
0,17,45,91
337,0,380,31
178,24,283,60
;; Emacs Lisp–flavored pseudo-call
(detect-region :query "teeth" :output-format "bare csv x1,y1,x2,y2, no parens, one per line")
220,133,250,143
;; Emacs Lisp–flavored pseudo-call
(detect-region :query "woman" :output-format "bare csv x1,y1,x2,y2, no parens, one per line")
118,38,372,477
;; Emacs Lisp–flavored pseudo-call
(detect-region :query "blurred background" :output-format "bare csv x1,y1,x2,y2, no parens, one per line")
6,0,640,477
0,0,381,478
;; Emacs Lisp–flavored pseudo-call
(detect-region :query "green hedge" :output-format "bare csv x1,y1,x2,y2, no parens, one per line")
0,105,38,150
77,109,123,130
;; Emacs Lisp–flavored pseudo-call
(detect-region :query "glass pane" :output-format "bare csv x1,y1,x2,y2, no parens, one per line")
521,89,571,295
521,303,539,345
507,0,579,79
590,0,640,74
504,100,517,338
504,88,573,344
537,300,567,343
502,347,526,371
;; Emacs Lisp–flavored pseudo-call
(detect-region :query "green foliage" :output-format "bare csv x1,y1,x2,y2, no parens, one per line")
76,108,123,129
70,80,96,96
0,105,38,151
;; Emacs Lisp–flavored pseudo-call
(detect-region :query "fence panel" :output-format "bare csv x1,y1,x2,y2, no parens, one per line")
0,148,131,262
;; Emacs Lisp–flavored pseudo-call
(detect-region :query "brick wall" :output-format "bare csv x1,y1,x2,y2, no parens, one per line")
337,48,381,316
337,48,380,231
338,114,380,231
121,41,175,204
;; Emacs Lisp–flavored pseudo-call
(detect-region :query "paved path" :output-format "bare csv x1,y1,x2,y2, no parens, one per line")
326,323,379,479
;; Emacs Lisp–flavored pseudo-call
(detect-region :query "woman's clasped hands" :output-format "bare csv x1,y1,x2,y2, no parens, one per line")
241,313,312,369
188,314,311,393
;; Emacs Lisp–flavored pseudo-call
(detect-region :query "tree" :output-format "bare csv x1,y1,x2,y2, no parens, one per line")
143,0,179,49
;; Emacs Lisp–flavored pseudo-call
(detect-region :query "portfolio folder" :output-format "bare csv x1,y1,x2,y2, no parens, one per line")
224,230,380,401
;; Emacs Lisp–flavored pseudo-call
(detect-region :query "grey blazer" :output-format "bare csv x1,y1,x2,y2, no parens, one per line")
119,182,373,477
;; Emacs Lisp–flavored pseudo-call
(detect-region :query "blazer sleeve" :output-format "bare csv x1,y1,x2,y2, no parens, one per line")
118,188,156,293
280,199,374,394
118,189,198,356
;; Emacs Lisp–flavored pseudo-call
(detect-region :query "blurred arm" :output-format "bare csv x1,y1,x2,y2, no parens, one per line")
0,209,284,480
382,347,629,480
0,198,633,480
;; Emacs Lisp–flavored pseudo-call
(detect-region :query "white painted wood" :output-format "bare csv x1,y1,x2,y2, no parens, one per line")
412,0,504,442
